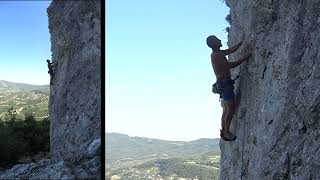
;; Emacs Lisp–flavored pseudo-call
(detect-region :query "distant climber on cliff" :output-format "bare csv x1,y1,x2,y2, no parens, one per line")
207,35,251,141
47,59,58,85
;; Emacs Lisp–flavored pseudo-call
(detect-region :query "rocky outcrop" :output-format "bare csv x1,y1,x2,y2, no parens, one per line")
220,0,320,179
48,0,101,163
0,0,101,179
0,138,101,179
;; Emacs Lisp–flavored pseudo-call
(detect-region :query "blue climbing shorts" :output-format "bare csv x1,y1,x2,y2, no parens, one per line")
216,78,235,101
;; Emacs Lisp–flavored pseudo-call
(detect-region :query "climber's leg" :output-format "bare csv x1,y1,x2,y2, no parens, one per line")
220,102,230,140
224,99,235,134
221,102,226,132
49,72,54,85
220,100,236,141
220,85,237,141
222,86,235,131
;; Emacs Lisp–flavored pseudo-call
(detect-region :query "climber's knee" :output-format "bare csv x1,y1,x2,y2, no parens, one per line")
222,103,227,112
226,100,236,114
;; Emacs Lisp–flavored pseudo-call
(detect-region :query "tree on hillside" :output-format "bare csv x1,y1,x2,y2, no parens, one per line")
5,106,17,121
0,108,50,168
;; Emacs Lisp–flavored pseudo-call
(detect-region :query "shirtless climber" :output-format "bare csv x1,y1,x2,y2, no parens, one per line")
47,59,58,85
207,35,251,141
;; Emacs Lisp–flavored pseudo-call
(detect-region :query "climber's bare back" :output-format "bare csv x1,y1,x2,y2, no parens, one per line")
211,52,231,79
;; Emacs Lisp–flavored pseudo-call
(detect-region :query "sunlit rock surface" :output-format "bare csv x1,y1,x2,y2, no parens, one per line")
219,0,320,179
0,156,100,180
48,0,101,163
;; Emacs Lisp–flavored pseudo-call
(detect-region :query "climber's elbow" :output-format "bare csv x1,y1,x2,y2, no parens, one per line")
227,62,236,69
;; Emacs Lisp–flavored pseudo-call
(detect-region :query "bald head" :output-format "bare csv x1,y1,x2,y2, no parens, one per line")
206,35,221,49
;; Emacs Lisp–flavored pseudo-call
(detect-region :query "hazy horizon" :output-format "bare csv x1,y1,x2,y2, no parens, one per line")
0,79,49,86
106,131,220,142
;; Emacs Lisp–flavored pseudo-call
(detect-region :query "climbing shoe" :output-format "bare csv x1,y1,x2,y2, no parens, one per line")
220,130,237,141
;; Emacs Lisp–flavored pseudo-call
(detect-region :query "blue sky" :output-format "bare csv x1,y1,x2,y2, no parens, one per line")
107,0,230,140
0,1,52,85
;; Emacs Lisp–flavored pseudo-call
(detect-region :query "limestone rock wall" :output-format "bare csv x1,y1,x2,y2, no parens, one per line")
47,0,101,163
220,0,320,179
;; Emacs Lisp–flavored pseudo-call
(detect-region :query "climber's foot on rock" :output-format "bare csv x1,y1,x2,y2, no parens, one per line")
220,130,237,141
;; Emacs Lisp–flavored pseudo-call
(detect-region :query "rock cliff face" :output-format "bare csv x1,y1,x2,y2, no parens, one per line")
48,0,101,163
220,0,320,179
0,1,101,179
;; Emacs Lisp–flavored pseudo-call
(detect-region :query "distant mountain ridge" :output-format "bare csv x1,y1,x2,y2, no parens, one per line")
0,80,49,92
106,133,221,179
0,80,49,120
106,133,220,163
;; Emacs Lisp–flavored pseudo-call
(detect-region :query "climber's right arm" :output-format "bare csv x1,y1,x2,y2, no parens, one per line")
226,53,251,69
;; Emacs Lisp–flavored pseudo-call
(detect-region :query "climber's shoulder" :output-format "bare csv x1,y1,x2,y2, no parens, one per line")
212,51,226,59
211,52,227,64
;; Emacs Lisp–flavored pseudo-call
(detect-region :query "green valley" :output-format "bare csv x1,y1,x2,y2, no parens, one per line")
0,80,49,120
106,133,221,180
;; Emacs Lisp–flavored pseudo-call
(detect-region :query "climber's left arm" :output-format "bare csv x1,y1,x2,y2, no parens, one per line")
226,53,251,69
52,61,58,67
221,41,243,56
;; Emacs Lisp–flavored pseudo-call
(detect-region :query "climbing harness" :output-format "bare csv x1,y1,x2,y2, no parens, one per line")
212,75,240,95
